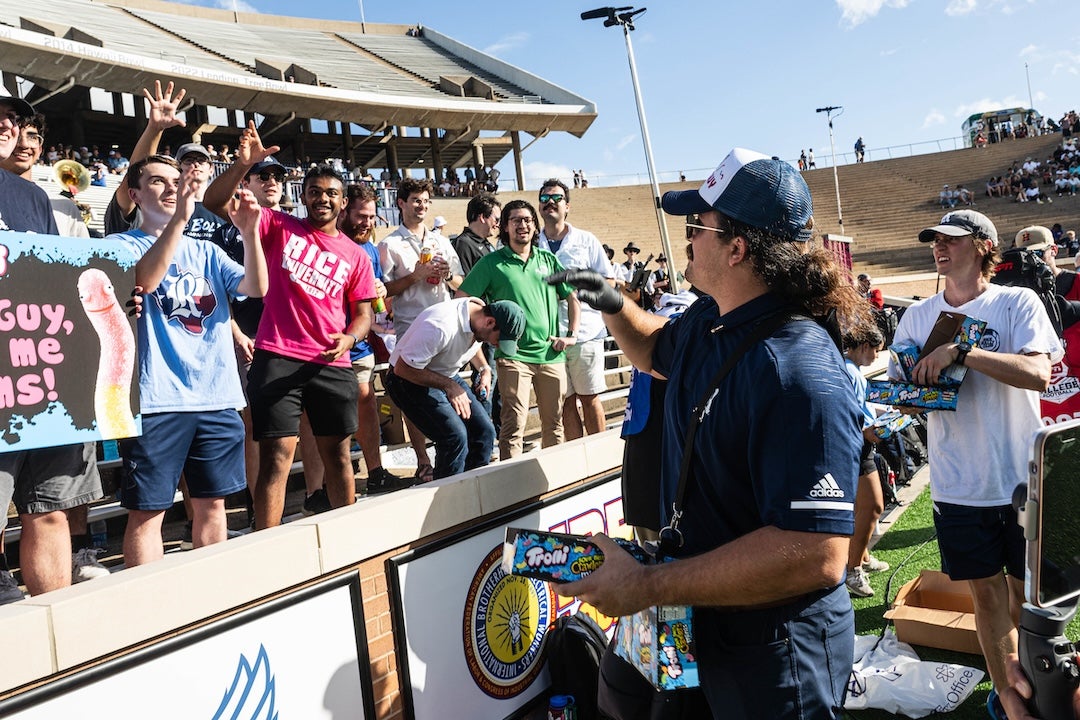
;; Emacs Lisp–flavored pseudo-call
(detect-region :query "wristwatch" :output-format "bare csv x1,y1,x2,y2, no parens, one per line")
955,341,972,366
347,332,361,348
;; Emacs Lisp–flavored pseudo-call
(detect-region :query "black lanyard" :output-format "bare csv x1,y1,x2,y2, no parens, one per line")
657,310,803,556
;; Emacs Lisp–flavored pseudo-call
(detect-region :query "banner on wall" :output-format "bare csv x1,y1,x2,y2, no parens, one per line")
0,574,374,719
1042,359,1080,426
388,474,629,720
0,231,141,451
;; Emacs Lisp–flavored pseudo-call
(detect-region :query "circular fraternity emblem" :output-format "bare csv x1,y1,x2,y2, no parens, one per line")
462,543,554,698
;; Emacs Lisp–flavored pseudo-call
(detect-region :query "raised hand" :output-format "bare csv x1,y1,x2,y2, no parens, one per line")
143,80,187,132
236,120,281,166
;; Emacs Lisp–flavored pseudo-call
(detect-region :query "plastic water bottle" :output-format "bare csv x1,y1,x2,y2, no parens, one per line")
547,694,576,720
90,519,108,549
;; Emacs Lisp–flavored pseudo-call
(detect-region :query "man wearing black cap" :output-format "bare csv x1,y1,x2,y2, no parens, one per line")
891,209,1062,714
552,148,866,719
614,241,642,288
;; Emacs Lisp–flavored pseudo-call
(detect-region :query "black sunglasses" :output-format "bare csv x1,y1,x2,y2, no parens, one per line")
539,193,564,204
256,171,285,182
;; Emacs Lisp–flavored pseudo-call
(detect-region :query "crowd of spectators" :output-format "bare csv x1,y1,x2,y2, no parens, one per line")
0,81,619,601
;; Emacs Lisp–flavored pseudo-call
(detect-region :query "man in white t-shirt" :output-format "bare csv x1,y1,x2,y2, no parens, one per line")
537,178,615,439
386,298,524,479
890,209,1062,711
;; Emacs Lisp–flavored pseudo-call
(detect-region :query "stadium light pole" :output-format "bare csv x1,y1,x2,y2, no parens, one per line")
816,105,844,232
581,6,679,292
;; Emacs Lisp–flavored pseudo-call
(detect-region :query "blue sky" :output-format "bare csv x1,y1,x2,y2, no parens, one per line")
171,0,1080,188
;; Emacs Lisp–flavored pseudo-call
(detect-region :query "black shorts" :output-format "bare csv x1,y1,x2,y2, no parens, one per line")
858,440,877,476
247,350,359,439
933,501,1026,580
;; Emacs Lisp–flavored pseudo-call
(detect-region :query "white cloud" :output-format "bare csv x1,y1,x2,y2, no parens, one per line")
945,0,977,16
523,161,575,187
922,109,946,128
614,133,637,152
483,32,529,56
880,48,898,56
953,95,1029,118
1019,44,1038,58
835,0,910,27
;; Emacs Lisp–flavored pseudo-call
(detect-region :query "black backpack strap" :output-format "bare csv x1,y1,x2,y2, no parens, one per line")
658,310,803,555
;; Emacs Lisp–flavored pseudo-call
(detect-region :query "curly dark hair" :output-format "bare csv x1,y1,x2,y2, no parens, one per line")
719,214,874,339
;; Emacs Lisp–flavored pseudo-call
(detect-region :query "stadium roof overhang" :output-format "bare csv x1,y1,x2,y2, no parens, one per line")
0,25,597,138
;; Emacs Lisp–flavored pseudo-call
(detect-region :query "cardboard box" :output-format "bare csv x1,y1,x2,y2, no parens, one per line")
614,605,699,690
867,380,960,411
884,570,982,656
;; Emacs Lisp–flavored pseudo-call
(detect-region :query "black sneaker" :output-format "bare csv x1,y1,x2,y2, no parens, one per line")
302,487,333,516
365,467,416,495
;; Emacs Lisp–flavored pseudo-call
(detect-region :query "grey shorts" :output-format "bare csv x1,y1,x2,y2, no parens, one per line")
0,443,102,531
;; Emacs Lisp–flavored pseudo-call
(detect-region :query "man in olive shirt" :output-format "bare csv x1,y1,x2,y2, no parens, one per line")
458,200,579,458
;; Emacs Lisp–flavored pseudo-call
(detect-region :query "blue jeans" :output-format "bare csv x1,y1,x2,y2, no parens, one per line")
385,372,495,479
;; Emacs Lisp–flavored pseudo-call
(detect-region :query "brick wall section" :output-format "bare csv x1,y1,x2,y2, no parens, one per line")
361,549,404,720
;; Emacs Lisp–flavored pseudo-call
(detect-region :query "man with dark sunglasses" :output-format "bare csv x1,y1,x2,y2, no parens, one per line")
536,178,614,441
551,147,866,719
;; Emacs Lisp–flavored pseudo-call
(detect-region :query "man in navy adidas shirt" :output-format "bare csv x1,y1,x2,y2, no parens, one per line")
553,148,865,719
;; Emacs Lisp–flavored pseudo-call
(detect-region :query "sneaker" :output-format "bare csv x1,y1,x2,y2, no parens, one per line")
365,467,417,495
846,566,874,598
0,569,26,605
72,548,110,583
180,521,193,551
861,555,890,573
302,487,332,516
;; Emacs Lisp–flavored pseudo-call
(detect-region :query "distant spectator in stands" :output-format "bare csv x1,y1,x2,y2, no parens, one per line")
219,143,233,163
987,176,1002,197
974,131,989,148
452,193,501,275
1066,230,1079,258
91,162,108,187
798,149,807,170
603,243,615,263
432,215,447,234
107,148,129,174
1056,171,1075,197
856,273,884,310
464,166,475,195
807,148,816,168
957,184,975,206
45,145,58,165
615,241,643,287
940,184,957,208
579,170,588,188
1023,156,1040,174
854,136,866,163
114,155,266,565
573,170,581,189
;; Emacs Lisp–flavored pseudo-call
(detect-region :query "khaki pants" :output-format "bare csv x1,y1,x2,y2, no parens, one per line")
496,359,566,460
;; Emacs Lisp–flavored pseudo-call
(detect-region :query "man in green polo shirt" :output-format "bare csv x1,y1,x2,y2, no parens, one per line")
458,199,580,459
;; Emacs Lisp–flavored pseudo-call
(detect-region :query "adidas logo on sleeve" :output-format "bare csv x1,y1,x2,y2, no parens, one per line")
790,473,853,511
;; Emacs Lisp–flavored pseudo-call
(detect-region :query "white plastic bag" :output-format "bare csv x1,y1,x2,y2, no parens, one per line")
844,629,984,717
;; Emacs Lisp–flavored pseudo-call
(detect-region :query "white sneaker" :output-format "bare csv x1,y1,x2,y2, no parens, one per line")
862,555,890,573
846,566,874,597
0,569,26,604
72,548,110,583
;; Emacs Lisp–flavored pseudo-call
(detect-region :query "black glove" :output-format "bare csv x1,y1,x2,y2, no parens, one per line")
546,269,624,314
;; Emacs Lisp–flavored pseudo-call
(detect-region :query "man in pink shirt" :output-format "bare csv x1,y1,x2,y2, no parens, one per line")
206,123,377,529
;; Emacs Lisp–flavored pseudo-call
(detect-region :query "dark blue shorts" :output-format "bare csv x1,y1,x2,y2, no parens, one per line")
119,410,246,511
694,585,853,719
933,501,1026,580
